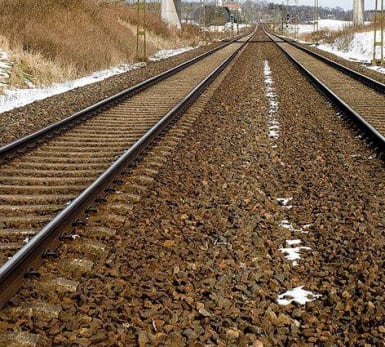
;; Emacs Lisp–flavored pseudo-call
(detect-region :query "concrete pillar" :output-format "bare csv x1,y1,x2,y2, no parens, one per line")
161,0,182,29
353,0,364,25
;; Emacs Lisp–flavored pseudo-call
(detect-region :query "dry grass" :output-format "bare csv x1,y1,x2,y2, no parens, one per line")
319,25,360,44
0,34,76,88
0,0,201,88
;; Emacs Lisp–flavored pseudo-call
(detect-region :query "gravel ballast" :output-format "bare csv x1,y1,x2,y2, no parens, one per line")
1,28,385,345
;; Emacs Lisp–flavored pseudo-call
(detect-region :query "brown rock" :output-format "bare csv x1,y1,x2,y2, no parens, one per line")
342,291,351,299
89,332,107,344
276,313,292,326
163,240,176,247
253,339,264,347
138,331,149,347
226,328,240,341
196,302,211,317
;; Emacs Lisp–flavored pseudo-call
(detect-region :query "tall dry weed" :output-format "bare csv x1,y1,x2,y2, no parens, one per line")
0,0,200,87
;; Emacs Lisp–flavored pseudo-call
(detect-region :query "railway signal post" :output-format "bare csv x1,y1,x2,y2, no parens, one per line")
373,0,384,66
136,0,147,61
294,0,299,40
312,0,319,44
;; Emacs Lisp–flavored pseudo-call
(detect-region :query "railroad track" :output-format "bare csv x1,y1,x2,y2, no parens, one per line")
0,33,251,308
266,29,385,153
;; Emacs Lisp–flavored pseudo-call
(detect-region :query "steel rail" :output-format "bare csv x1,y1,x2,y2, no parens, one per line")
0,37,249,308
0,37,242,164
266,30,385,153
269,31,385,95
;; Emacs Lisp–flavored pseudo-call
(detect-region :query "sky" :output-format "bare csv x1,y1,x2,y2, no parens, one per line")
267,0,376,10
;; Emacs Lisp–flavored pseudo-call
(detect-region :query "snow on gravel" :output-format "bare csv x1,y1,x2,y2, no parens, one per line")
277,286,322,305
277,197,293,209
280,239,311,266
279,245,311,265
149,47,194,61
0,47,195,114
263,60,280,143
279,219,309,234
277,197,292,206
286,239,302,246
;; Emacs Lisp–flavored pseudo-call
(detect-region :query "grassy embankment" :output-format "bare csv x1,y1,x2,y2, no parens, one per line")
299,21,383,49
0,0,202,89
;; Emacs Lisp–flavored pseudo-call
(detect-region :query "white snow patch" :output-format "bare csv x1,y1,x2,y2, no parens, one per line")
317,30,385,69
279,246,311,265
277,197,293,208
0,63,145,114
277,197,292,205
317,31,374,64
286,239,301,246
263,60,280,141
149,46,194,61
283,20,356,41
287,20,371,36
284,20,385,74
0,46,196,114
279,219,297,231
296,20,354,34
277,286,321,305
279,220,310,234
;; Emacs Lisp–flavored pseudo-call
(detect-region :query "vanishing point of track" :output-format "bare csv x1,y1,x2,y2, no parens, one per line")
0,34,250,307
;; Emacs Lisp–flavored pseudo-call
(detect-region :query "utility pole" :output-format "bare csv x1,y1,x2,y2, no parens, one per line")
199,0,207,42
295,0,299,40
286,0,289,35
280,0,284,33
313,0,318,44
373,0,384,65
135,0,147,61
